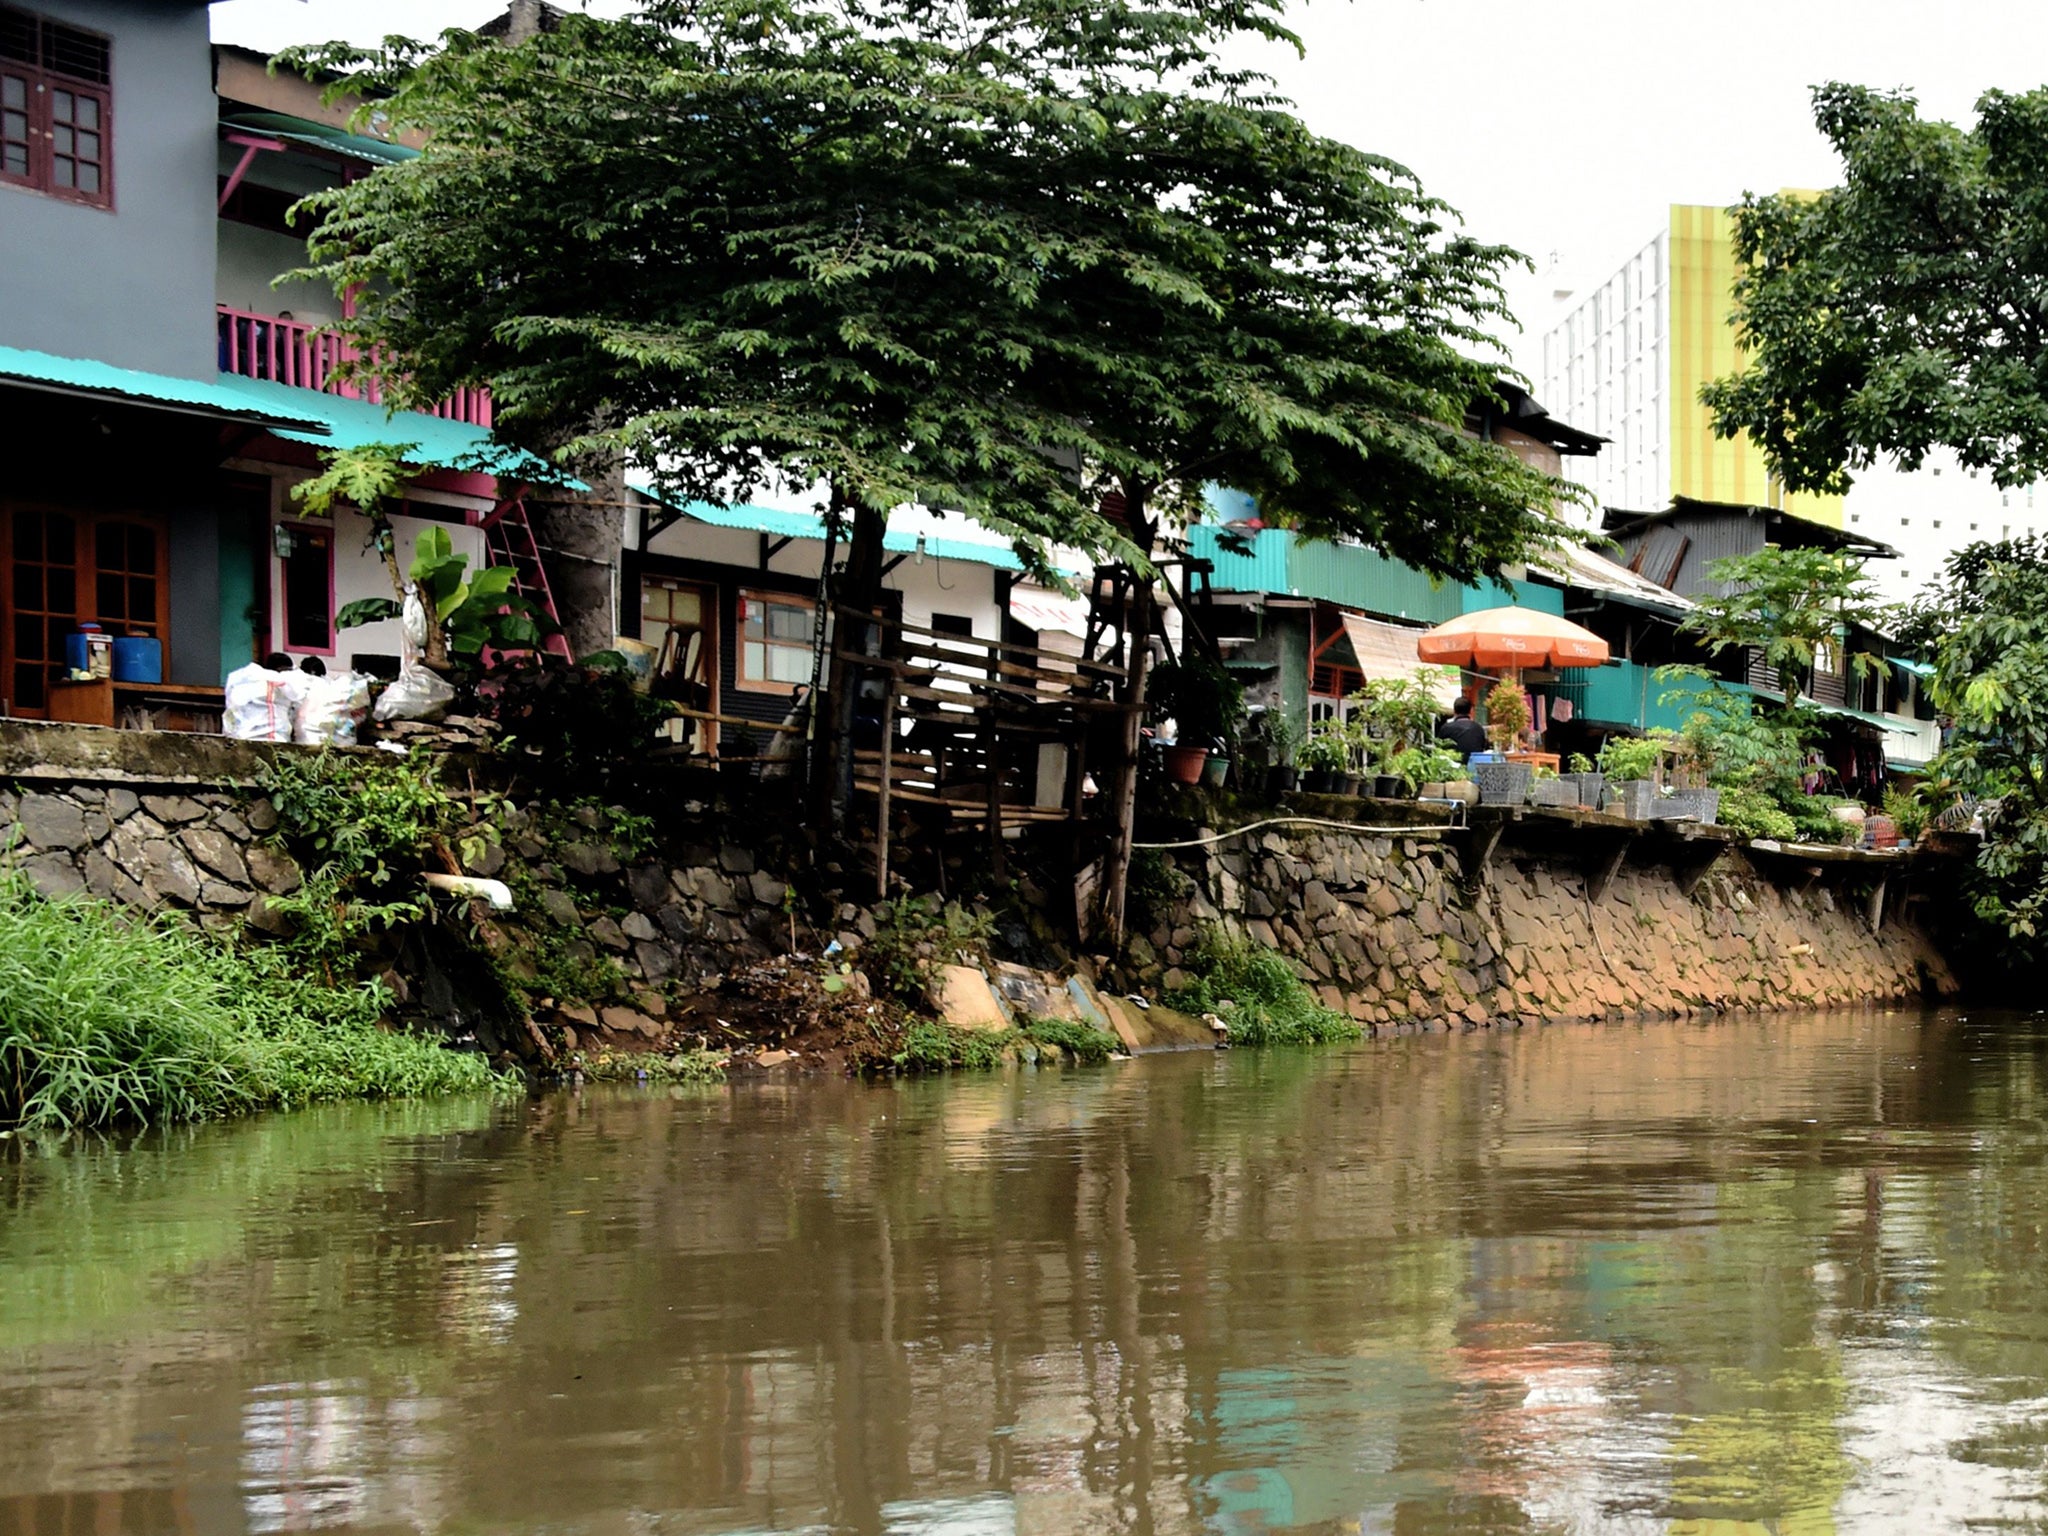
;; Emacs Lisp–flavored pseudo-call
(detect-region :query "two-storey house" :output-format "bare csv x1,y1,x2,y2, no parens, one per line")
0,1,540,728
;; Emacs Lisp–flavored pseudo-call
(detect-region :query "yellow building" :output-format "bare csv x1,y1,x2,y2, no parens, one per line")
1543,203,1843,527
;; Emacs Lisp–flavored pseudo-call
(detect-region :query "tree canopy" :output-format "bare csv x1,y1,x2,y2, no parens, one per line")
1703,82,2048,494
283,0,1563,585
1929,561,2048,943
1886,532,2048,651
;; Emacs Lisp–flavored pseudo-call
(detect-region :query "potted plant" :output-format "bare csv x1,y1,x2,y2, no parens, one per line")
1470,679,1535,804
1882,783,1930,847
1393,744,1464,799
1297,724,1348,794
1563,751,1604,809
1149,652,1244,789
1597,734,1663,819
1350,672,1446,798
1531,764,1579,808
1256,710,1304,795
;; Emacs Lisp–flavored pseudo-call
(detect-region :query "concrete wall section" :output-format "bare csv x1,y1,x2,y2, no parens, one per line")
216,217,339,326
0,2,217,377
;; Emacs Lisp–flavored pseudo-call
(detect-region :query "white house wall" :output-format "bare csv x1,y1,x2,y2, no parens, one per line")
269,497,488,667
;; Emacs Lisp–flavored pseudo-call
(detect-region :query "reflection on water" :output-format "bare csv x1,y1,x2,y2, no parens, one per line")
6,1010,2048,1532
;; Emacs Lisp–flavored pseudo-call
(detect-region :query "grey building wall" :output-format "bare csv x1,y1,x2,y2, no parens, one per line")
0,1,217,378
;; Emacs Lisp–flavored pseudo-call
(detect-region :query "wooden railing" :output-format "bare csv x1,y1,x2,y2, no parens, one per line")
215,305,493,428
833,605,1133,894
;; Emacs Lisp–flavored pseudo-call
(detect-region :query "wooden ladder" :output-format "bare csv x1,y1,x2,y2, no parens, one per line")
481,498,574,660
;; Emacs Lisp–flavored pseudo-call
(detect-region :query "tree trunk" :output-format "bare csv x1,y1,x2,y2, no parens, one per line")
527,453,626,662
828,495,887,831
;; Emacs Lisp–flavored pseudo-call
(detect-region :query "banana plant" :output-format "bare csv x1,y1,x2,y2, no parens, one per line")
336,526,550,669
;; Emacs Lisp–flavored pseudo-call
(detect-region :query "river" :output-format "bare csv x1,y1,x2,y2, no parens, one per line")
3,1008,2047,1533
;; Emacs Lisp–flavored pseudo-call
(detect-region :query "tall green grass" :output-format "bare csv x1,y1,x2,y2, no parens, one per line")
0,873,499,1134
1167,929,1363,1047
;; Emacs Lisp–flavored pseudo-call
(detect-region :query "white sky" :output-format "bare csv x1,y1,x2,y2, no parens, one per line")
211,0,2048,391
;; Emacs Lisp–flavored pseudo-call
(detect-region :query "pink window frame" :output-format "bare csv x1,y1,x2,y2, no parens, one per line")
272,518,337,658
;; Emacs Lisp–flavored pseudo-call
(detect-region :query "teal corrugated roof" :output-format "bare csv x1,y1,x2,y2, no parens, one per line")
213,374,560,481
0,346,329,432
633,481,1042,573
223,111,419,167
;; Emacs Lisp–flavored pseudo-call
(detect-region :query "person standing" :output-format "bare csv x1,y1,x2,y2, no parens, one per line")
1437,696,1488,761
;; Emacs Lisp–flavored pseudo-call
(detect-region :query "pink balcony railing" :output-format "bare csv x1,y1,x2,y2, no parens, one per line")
216,304,493,429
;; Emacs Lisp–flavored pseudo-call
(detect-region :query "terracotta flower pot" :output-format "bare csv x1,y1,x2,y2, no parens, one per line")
1164,744,1209,785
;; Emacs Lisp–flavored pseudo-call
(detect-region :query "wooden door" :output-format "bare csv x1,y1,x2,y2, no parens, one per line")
1,504,168,717
642,577,718,752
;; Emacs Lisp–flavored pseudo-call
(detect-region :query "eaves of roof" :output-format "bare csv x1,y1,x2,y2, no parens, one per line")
0,346,334,435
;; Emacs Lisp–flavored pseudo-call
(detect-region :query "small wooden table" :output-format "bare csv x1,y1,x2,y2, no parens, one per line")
1505,750,1561,773
116,681,225,733
45,678,225,733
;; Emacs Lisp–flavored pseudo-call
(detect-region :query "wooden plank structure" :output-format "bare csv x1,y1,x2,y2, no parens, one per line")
834,604,1137,897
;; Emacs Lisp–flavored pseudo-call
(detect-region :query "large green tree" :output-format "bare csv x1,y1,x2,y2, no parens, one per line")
1929,562,2048,946
285,0,1561,595
285,0,1566,924
1703,82,2048,493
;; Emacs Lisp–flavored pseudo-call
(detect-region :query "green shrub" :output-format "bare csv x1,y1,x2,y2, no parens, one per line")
1018,1014,1122,1064
1598,734,1664,782
1716,786,1799,842
0,875,498,1134
893,1020,1007,1072
1168,929,1362,1047
1787,797,1861,846
865,898,997,1004
261,750,460,974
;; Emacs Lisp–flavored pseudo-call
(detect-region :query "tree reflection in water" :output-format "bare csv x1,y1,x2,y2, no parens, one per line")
1,1010,2047,1534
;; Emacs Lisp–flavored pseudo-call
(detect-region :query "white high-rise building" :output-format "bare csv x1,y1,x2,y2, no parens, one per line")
1541,205,2048,601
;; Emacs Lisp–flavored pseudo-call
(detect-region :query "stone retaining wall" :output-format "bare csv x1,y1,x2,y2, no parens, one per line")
1117,817,1958,1027
0,724,1962,1044
0,730,303,929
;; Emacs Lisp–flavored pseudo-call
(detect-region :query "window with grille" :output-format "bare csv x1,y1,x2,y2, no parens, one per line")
737,590,815,690
0,5,111,207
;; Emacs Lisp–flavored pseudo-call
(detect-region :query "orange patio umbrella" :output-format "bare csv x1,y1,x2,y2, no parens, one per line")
1415,606,1610,672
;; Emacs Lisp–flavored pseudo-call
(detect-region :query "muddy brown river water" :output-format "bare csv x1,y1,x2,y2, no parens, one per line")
4,1008,2048,1533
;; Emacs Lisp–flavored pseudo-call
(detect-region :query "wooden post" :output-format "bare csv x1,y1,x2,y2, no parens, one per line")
985,711,1006,881
875,688,896,900
1100,580,1156,949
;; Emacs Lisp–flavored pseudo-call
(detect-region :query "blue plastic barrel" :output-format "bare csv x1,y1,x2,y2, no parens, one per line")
111,635,162,683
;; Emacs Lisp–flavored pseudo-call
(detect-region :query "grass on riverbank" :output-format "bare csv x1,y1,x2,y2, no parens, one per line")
1169,930,1363,1047
0,874,500,1134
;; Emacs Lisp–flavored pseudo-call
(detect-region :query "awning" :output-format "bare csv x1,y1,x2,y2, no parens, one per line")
1008,587,1092,637
222,110,419,167
0,346,330,434
1337,611,1460,707
1811,701,1940,768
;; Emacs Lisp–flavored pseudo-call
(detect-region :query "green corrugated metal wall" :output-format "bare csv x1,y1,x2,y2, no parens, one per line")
1189,527,1565,623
